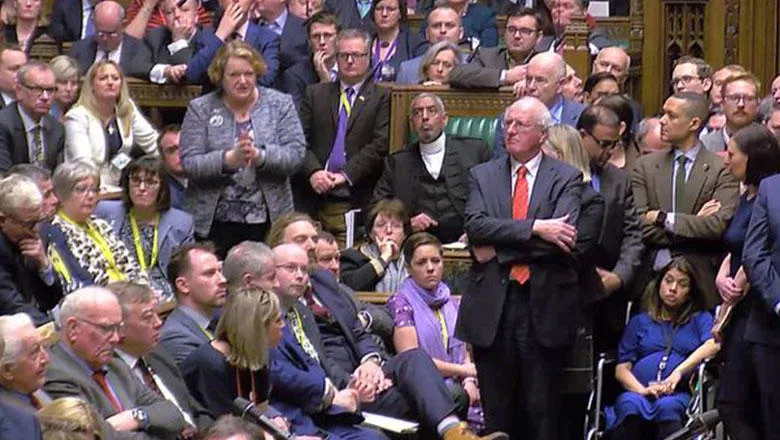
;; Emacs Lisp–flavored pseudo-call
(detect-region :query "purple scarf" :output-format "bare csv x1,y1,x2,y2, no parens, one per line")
395,277,465,365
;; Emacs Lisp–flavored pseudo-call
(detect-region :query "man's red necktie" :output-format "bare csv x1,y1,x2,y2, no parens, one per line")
511,166,530,284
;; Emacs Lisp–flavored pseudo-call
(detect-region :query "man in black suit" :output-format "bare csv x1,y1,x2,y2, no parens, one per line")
0,61,64,173
279,11,339,109
255,0,310,72
50,0,98,42
577,105,644,350
45,287,186,439
70,1,154,80
449,7,542,89
147,0,210,84
298,28,390,241
0,175,61,325
110,282,214,439
0,45,26,110
325,0,372,31
540,0,613,55
373,92,491,243
457,96,584,439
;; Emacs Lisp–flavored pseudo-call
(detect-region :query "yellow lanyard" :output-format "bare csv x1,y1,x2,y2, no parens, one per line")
288,307,319,361
201,326,214,341
340,90,352,117
435,309,449,352
129,212,159,272
58,211,125,281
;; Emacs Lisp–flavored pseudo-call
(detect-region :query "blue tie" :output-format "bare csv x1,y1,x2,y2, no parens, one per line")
84,9,96,38
326,87,354,172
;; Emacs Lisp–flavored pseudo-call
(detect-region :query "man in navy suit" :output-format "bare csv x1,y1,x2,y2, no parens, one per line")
325,0,373,31
69,1,155,80
255,0,310,73
741,173,780,439
457,96,584,439
160,243,227,367
0,399,40,439
50,0,97,42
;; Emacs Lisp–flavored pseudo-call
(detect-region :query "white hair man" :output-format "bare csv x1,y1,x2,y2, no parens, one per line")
0,313,50,409
0,174,61,325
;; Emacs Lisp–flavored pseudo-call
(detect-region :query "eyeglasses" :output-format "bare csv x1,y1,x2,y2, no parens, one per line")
585,130,620,150
129,176,161,188
671,75,701,87
723,94,759,105
8,214,43,230
336,52,369,62
96,30,121,38
21,83,56,97
72,185,100,196
276,263,308,274
76,317,125,336
506,26,538,36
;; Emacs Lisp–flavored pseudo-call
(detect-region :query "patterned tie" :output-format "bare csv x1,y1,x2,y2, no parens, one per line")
326,87,354,172
32,125,44,165
303,289,332,320
136,358,162,396
92,371,123,413
510,166,530,284
286,308,320,362
674,155,688,212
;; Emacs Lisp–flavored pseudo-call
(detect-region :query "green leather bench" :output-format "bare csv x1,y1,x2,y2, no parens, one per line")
408,115,501,157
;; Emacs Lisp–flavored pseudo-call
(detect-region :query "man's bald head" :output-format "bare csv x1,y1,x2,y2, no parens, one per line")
525,52,566,107
273,243,308,262
95,1,125,25
94,1,125,51
593,47,630,86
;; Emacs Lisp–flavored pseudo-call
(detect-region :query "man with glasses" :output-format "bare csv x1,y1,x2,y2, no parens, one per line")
632,92,739,308
592,46,643,131
45,286,187,439
0,61,64,173
298,29,390,244
373,92,491,243
577,105,644,351
670,56,712,95
396,6,465,85
69,1,154,80
0,175,61,325
702,73,761,153
449,7,542,89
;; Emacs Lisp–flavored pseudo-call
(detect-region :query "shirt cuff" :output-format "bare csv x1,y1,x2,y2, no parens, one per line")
167,39,189,54
321,378,336,409
39,265,56,286
360,352,382,365
774,301,780,316
499,69,507,84
664,213,675,232
149,64,169,84
340,171,353,187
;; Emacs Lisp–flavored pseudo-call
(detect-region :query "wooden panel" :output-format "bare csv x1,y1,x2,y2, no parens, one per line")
126,78,202,108
736,0,778,92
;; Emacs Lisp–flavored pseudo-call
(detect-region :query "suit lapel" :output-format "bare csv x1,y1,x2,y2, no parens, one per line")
528,154,554,219
328,83,340,128
682,152,711,214
496,157,512,219
11,106,29,163
441,138,463,215
346,82,371,132
653,151,674,211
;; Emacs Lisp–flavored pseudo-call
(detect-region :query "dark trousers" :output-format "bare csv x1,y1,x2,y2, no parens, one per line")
362,348,458,431
206,220,270,259
473,282,567,440
608,415,681,440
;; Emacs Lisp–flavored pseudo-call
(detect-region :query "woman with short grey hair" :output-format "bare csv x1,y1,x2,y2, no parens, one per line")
47,161,146,294
419,41,461,85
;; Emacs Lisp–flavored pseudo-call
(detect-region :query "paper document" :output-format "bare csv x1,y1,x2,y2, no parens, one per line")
345,209,361,248
361,412,419,434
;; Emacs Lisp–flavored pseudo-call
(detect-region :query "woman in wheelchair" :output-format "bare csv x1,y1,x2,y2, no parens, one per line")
605,257,719,439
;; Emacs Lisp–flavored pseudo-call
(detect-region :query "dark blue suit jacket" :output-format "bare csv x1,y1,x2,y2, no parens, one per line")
0,232,60,325
456,153,584,348
279,59,317,110
325,0,373,31
49,0,84,42
418,4,498,48
0,399,40,440
743,173,780,347
278,13,310,72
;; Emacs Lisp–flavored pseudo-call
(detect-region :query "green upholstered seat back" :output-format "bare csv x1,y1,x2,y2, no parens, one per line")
408,116,500,156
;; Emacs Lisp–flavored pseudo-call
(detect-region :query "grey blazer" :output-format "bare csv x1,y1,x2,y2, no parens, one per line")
701,128,726,153
94,200,195,276
179,87,305,237
448,47,520,89
44,342,186,440
160,307,212,368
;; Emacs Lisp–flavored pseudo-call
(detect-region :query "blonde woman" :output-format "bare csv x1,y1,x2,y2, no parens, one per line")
545,124,593,183
38,397,107,440
419,41,462,85
49,55,80,121
64,60,158,189
1,0,47,53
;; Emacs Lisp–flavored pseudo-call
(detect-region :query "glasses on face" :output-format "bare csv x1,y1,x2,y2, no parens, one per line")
505,119,541,131
506,26,538,37
21,83,56,97
336,52,369,62
72,185,99,196
276,263,308,275
671,75,701,87
723,94,759,105
96,30,121,38
77,317,125,336
586,130,620,150
8,214,43,230
129,176,161,189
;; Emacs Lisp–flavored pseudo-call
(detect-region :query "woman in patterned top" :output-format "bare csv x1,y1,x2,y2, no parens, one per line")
95,156,195,303
46,160,147,294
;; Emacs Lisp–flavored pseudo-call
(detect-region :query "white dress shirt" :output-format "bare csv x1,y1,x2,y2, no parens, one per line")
510,150,543,198
94,41,123,65
419,133,446,180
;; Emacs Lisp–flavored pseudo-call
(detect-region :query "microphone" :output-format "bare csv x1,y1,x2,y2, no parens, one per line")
663,409,720,440
232,397,296,440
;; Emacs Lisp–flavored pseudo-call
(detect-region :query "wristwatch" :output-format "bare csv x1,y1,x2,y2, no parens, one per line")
654,211,667,228
131,408,150,430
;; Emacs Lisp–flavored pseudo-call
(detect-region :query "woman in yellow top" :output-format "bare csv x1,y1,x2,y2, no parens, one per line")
46,160,146,294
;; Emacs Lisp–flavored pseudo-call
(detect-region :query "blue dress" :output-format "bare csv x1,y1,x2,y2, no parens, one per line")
605,311,714,429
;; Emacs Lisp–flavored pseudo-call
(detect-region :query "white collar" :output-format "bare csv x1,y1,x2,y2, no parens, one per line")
17,104,43,132
236,20,250,40
115,349,140,370
419,132,445,155
340,78,366,95
510,149,543,177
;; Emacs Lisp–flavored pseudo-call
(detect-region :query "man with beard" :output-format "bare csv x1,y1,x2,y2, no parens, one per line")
373,93,491,244
577,105,644,350
702,73,761,153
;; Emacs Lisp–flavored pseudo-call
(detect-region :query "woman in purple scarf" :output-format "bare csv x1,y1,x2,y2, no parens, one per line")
387,232,483,429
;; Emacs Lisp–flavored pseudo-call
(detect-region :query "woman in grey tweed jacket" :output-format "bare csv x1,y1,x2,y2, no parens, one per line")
180,41,305,255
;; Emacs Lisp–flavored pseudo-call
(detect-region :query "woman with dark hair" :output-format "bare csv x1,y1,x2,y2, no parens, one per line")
340,199,410,292
388,232,483,429
94,156,195,302
596,94,639,170
369,0,427,82
583,72,620,105
605,257,718,440
714,123,780,440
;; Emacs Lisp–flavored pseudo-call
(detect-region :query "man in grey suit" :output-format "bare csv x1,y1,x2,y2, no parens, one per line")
0,45,26,110
0,61,65,173
44,287,186,439
702,73,761,153
449,7,542,89
160,243,227,367
111,281,214,439
395,6,463,85
0,313,52,411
